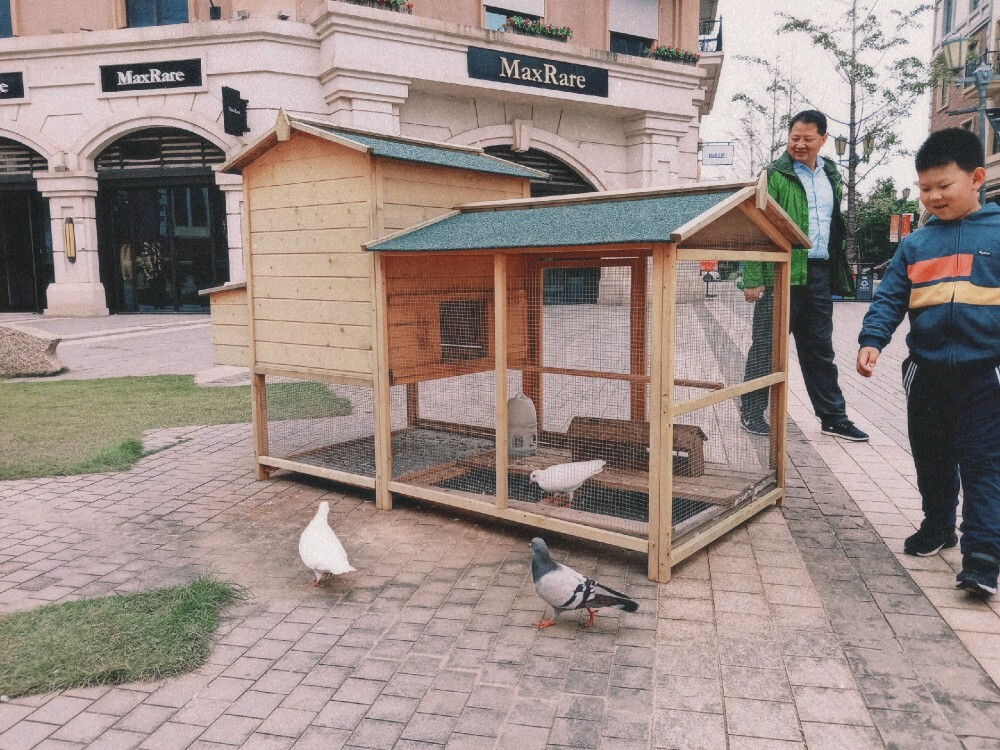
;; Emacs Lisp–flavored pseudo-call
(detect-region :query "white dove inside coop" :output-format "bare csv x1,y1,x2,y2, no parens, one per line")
222,114,798,581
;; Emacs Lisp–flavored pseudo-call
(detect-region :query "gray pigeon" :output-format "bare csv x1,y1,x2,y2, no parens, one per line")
530,537,638,628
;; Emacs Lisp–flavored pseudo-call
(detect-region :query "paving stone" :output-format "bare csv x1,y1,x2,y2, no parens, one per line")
724,699,802,742
650,710,726,749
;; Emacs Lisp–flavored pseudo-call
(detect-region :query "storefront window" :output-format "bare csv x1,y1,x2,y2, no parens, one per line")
0,0,13,38
611,31,655,57
127,0,189,27
485,6,538,30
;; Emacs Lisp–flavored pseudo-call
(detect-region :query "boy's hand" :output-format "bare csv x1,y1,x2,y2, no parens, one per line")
744,286,765,303
857,347,880,377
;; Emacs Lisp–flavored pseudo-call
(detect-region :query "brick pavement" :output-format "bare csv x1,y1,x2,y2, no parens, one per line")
2,306,1000,748
788,300,1000,688
2,416,999,748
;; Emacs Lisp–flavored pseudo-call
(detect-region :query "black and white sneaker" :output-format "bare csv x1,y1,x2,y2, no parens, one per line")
821,419,869,442
956,552,999,597
903,521,958,557
740,415,770,436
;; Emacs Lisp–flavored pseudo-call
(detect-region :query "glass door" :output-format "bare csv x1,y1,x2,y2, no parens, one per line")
100,181,226,313
0,189,52,312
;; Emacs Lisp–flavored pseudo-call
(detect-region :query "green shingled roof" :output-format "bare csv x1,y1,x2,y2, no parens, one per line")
367,190,740,252
299,121,546,180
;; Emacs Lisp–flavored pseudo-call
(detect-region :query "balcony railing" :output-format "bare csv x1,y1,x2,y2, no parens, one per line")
965,50,1000,79
699,17,722,53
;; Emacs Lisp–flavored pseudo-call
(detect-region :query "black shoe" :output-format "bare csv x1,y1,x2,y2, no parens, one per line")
956,552,999,597
821,419,869,442
740,415,770,436
903,521,958,557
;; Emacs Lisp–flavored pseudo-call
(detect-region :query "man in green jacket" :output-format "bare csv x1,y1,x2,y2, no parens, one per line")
740,110,868,442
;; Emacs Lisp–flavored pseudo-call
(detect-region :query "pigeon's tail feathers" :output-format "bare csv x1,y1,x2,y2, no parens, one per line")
588,580,639,612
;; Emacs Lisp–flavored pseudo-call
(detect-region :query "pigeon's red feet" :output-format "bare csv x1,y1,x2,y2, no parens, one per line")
536,619,557,629
541,495,570,507
583,608,598,627
310,580,323,587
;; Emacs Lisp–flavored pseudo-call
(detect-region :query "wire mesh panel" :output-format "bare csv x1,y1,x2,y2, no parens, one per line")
672,260,777,392
265,376,377,480
504,254,650,538
383,255,497,504
669,258,782,539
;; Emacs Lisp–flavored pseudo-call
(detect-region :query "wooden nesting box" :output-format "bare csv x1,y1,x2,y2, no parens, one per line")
567,417,706,477
220,113,807,582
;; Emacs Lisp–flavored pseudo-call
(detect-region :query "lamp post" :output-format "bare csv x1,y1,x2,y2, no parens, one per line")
941,36,1000,202
891,187,912,244
833,131,875,266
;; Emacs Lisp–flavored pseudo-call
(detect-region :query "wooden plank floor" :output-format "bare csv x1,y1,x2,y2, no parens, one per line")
458,446,770,508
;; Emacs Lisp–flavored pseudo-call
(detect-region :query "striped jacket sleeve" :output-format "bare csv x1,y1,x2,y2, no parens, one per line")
859,246,911,351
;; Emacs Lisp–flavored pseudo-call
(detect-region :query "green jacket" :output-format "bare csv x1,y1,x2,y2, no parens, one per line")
742,152,855,296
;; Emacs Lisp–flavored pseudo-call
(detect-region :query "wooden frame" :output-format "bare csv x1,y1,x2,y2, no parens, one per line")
232,118,797,582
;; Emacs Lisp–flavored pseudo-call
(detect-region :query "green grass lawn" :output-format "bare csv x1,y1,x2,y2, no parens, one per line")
0,578,242,698
0,375,351,480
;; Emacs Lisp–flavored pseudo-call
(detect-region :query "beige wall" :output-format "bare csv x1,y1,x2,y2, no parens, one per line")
8,0,704,49
12,0,120,35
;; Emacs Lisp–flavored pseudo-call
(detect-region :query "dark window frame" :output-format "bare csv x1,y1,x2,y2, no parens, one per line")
0,0,12,38
126,0,189,28
943,0,954,34
485,5,540,31
610,30,655,57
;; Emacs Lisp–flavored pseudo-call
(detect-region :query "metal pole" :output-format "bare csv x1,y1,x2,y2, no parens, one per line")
977,65,990,205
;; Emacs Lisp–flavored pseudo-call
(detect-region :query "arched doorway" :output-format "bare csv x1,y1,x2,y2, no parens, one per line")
0,138,51,313
96,127,228,313
484,145,599,303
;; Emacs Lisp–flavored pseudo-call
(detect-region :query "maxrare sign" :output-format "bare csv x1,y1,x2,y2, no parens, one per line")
0,72,25,99
100,59,202,93
468,46,608,98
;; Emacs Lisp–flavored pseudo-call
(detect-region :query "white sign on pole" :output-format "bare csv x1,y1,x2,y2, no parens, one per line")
702,143,734,166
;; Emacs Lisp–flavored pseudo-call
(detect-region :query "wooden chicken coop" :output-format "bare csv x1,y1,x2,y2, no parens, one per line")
220,112,807,582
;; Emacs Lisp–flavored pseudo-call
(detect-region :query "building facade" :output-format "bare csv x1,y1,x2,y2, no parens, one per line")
0,0,722,316
929,0,1000,198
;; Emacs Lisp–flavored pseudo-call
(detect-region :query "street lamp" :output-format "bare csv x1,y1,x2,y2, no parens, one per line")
833,133,875,165
891,187,913,244
941,35,1000,201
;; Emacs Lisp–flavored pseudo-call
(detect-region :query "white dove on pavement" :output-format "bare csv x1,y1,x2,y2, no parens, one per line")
529,459,605,507
299,501,354,586
530,537,639,628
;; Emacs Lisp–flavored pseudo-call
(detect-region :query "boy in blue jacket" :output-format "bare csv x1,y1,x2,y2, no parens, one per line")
858,128,1000,596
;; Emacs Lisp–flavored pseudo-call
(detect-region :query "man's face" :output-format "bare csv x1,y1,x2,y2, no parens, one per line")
788,122,827,169
918,162,985,222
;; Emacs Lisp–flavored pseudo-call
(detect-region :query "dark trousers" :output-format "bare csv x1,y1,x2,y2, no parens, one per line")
905,357,1000,557
741,259,848,423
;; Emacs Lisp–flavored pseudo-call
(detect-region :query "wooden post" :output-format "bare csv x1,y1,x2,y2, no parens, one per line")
648,243,676,583
523,259,544,429
771,259,791,503
251,374,270,479
630,256,649,422
495,254,510,509
241,162,270,480
373,253,394,510
406,383,420,427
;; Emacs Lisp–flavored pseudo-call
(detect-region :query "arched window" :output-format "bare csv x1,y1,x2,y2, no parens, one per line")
483,145,595,197
0,138,47,178
96,128,225,173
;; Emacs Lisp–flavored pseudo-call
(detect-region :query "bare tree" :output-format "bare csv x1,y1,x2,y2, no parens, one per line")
729,55,805,179
779,0,932,263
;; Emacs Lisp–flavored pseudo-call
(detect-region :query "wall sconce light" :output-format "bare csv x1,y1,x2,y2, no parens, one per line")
64,218,77,262
209,0,222,20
